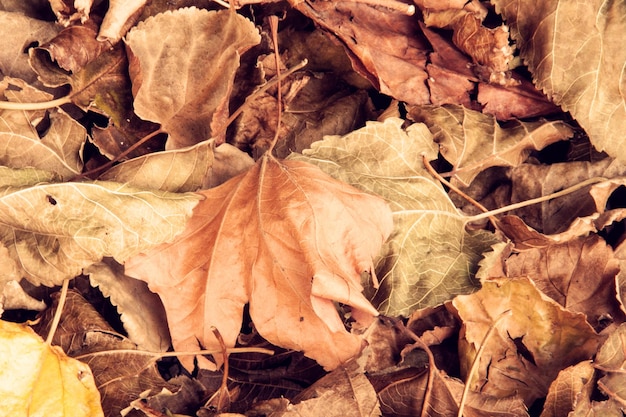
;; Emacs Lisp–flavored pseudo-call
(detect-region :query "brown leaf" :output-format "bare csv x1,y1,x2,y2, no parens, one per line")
125,156,393,371
124,7,261,149
451,277,601,405
29,18,110,75
594,323,626,411
505,234,625,332
491,0,626,163
293,1,431,105
540,361,596,417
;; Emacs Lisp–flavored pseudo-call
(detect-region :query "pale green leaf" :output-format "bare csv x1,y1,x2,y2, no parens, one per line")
491,0,626,162
290,118,500,316
0,167,201,286
100,140,254,192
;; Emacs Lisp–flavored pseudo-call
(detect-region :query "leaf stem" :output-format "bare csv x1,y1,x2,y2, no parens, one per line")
0,95,72,110
45,278,71,345
267,15,283,156
422,154,498,228
464,177,608,223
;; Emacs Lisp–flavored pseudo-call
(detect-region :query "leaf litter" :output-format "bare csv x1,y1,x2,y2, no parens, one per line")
1,0,626,416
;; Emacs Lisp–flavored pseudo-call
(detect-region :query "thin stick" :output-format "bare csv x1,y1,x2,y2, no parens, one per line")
45,279,71,345
465,177,607,223
75,346,274,360
457,310,511,417
422,154,498,228
71,128,165,181
0,96,72,110
267,15,282,156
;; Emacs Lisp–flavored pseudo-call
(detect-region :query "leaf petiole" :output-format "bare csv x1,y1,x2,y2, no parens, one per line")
0,95,72,110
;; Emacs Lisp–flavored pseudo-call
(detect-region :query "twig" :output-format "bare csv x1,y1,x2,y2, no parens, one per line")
45,278,71,345
0,96,72,110
422,154,498,228
464,177,608,223
267,15,283,156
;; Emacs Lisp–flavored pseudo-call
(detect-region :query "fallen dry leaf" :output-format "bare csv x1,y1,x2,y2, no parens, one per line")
125,7,261,149
409,104,574,187
99,140,254,192
1,77,85,179
540,360,596,417
125,155,393,370
0,11,59,85
492,0,626,162
291,118,500,316
0,319,103,417
294,1,431,105
505,234,625,332
451,277,601,406
0,165,200,286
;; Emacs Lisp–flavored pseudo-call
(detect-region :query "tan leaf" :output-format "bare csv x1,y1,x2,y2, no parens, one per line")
594,323,626,410
125,156,393,370
409,104,574,187
540,361,596,417
99,140,254,192
0,166,200,286
125,7,261,149
451,277,601,406
0,319,103,417
86,260,171,352
491,0,626,162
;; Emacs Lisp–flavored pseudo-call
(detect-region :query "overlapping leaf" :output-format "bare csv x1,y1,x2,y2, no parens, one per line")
451,277,601,405
0,166,200,286
492,0,626,162
409,104,574,187
0,319,103,417
125,155,393,370
124,7,261,149
291,118,500,316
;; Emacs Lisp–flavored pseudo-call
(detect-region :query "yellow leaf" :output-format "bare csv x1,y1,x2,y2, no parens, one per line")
0,320,103,417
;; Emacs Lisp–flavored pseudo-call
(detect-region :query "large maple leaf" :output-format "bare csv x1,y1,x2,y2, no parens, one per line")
125,155,393,370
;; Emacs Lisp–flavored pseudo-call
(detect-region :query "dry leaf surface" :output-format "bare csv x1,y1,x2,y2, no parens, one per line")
126,155,393,370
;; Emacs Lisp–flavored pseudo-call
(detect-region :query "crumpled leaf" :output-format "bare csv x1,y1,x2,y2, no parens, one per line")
491,0,626,163
0,11,59,85
505,234,625,332
293,1,430,105
100,140,254,192
126,155,393,371
290,118,500,316
85,260,171,352
417,3,514,85
540,361,596,417
451,277,601,406
0,319,103,417
1,77,85,179
0,166,200,286
409,104,574,187
594,323,626,409
125,7,261,149
252,360,380,417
